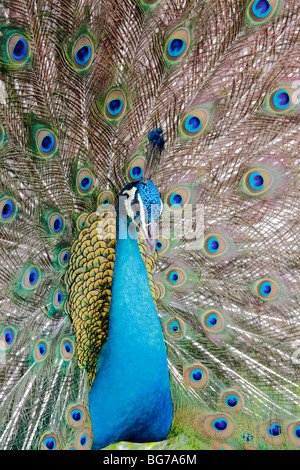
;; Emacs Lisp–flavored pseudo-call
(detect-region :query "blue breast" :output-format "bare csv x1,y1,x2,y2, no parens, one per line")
89,231,173,449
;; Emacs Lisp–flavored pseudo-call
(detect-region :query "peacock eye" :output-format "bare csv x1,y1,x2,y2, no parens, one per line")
67,404,88,429
266,85,299,114
180,107,211,138
212,418,229,431
54,289,64,307
97,190,115,207
7,33,30,64
226,395,238,407
126,156,146,183
169,193,183,207
247,0,280,24
41,134,55,152
267,422,282,437
60,337,75,360
203,233,230,258
254,278,280,301
221,390,244,412
166,267,187,288
75,427,93,450
75,45,91,66
22,265,42,290
201,310,225,333
165,27,190,62
0,197,17,223
184,364,209,389
191,368,203,381
41,433,60,450
29,269,38,284
34,340,49,362
76,212,88,230
104,89,126,120
76,169,95,195
169,270,178,283
48,213,65,236
286,421,300,447
35,128,58,158
72,36,94,70
203,413,234,438
165,317,186,339
165,185,191,211
130,166,143,180
0,327,17,349
58,248,70,267
4,329,14,345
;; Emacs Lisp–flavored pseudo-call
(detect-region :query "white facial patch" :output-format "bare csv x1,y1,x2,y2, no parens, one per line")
122,187,138,221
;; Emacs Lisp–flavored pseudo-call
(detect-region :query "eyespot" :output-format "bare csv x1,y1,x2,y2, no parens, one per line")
104,89,126,120
254,278,279,301
97,190,115,207
125,156,146,183
34,340,49,362
76,212,89,230
286,421,300,447
267,422,282,437
242,167,275,196
0,327,17,350
166,267,187,288
41,433,60,450
76,169,95,195
35,129,58,158
76,427,93,450
58,248,70,268
7,33,30,64
67,404,87,429
247,0,280,24
155,238,170,255
180,108,211,138
165,27,190,62
202,413,235,439
203,233,229,258
48,213,65,236
260,419,283,444
60,337,75,360
53,289,65,309
221,391,244,413
201,309,225,333
0,197,17,223
45,287,66,318
267,86,298,114
165,317,186,339
22,265,42,290
72,36,94,70
184,364,209,389
165,185,191,211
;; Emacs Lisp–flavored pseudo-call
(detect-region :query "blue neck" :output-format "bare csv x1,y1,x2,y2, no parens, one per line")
89,214,173,449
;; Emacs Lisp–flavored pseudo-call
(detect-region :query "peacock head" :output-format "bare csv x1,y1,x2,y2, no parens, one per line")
118,178,162,253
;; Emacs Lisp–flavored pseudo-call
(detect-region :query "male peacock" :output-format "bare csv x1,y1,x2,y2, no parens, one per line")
0,0,299,451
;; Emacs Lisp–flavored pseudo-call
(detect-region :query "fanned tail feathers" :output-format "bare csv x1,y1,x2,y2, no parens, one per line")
0,0,299,450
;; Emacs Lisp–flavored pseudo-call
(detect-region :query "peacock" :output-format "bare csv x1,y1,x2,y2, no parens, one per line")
0,0,299,451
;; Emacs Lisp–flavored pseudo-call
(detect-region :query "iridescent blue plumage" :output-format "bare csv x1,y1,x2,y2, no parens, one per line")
89,180,172,448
